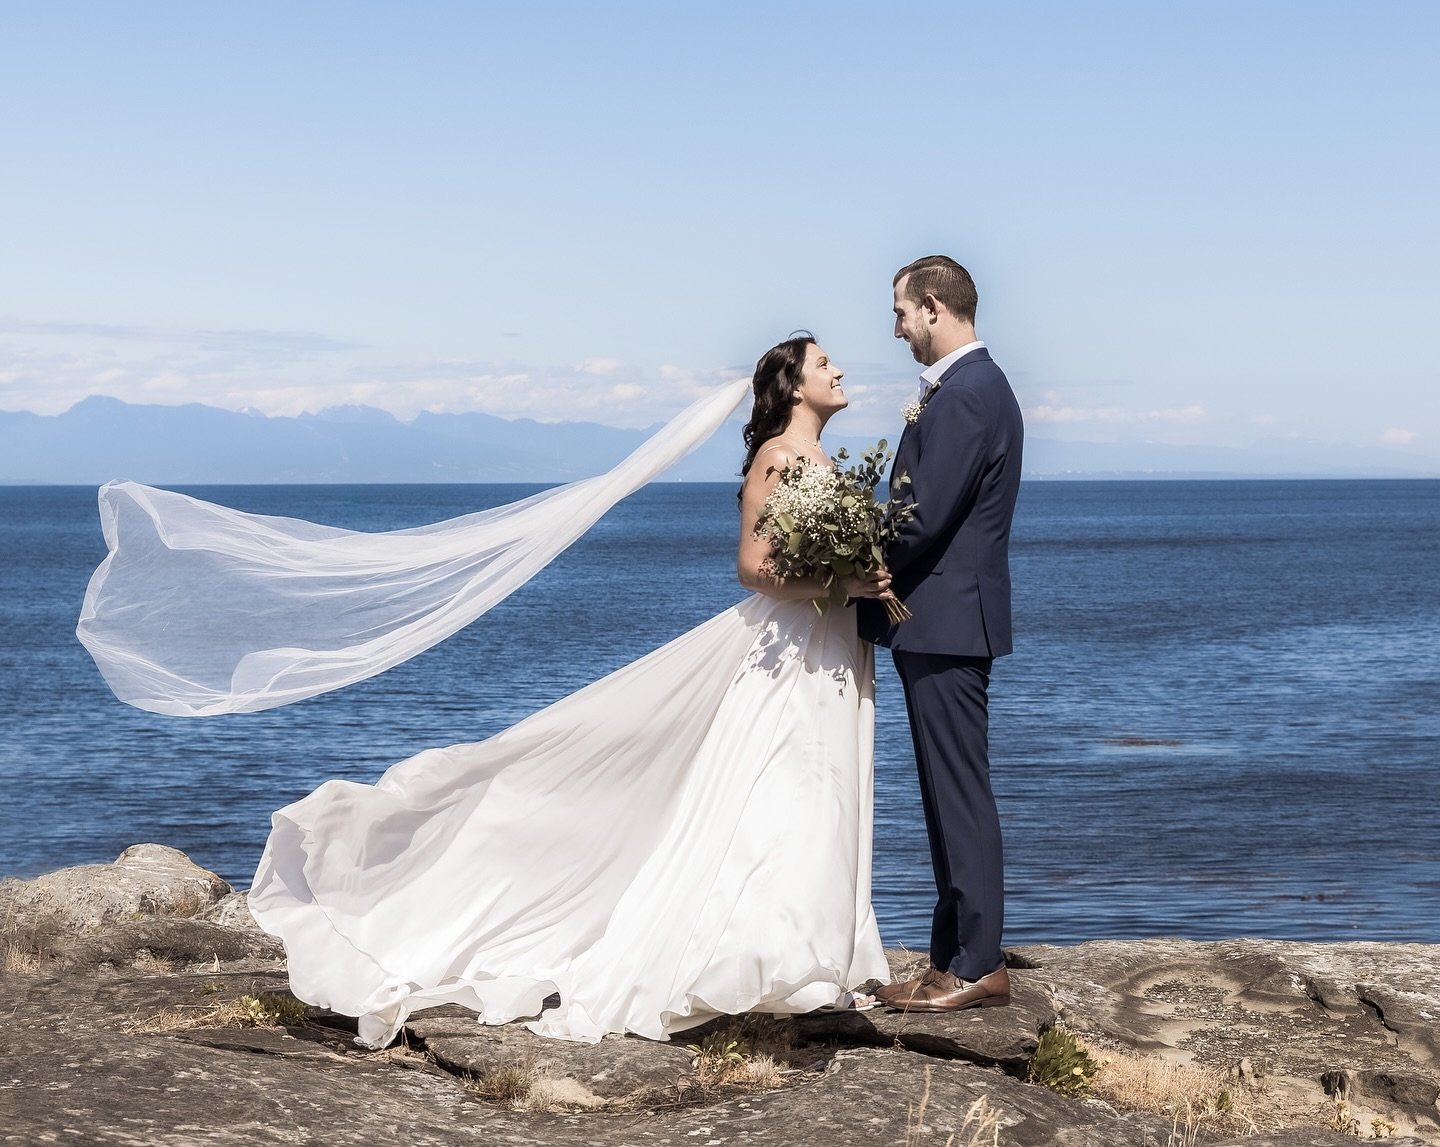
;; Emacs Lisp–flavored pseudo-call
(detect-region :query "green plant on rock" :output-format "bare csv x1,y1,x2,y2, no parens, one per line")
685,1030,757,1088
238,991,307,1026
687,1033,747,1064
1028,1022,1098,1096
687,1033,747,1070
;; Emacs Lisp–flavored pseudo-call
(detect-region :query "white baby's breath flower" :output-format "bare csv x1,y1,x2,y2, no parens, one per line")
751,444,914,623
763,461,841,531
902,380,943,424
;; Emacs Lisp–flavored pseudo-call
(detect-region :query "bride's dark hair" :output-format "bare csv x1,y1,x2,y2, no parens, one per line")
739,332,815,494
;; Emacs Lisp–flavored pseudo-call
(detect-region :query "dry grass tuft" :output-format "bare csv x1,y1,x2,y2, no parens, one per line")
0,887,68,975
443,1014,800,1117
685,1015,798,1090
458,1062,537,1107
903,1070,930,1147
521,1075,605,1112
729,1052,784,1090
125,997,258,1033
956,1094,1004,1147
1077,1036,1257,1140
122,991,307,1034
906,1066,1004,1147
889,943,928,986
2,939,43,975
130,949,181,973
688,1031,749,1086
458,1066,610,1113
693,1049,787,1090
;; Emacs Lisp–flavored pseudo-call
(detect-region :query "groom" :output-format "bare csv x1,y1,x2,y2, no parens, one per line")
858,255,1024,1012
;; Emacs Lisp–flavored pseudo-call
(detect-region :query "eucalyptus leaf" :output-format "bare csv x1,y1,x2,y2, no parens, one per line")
750,440,918,596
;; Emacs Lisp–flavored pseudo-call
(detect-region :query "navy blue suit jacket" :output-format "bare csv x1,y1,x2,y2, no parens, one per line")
857,347,1024,657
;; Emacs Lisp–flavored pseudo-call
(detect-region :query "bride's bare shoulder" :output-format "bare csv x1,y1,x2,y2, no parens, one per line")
740,439,798,508
751,437,799,473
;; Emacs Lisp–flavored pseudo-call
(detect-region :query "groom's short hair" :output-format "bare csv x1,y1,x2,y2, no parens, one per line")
894,256,978,323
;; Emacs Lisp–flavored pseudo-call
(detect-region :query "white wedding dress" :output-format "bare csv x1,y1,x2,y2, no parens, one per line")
75,376,888,1047
246,591,889,1046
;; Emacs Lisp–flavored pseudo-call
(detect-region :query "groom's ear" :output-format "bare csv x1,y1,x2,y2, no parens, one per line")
922,293,944,321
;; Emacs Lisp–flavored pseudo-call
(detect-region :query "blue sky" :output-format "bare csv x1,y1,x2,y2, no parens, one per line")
1,1,1436,462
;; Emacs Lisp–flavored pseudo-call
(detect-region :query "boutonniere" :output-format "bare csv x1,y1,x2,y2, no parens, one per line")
901,380,941,424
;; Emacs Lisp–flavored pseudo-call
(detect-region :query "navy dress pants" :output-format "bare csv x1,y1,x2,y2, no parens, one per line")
891,649,1004,982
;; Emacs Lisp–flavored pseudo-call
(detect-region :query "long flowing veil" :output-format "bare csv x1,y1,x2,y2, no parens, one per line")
77,378,750,717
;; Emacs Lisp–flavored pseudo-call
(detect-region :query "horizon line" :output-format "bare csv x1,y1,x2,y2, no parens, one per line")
4,473,1438,489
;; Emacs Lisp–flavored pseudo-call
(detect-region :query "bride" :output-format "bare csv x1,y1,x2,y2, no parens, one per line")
79,335,895,1046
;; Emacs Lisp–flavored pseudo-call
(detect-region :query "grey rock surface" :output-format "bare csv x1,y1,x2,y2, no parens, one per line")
0,843,231,933
60,916,285,968
3,847,1438,1145
198,889,266,933
407,1006,696,1101
1215,1134,1418,1147
1011,937,1440,1143
768,973,1053,1073
0,971,1180,1147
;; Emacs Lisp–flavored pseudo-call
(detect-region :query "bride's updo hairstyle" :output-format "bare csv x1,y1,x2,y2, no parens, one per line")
739,332,815,494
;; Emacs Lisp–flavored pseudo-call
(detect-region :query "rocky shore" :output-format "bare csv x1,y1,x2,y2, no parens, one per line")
2,845,1436,1146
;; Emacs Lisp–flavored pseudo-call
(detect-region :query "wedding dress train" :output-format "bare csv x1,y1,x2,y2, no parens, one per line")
76,376,889,1046
247,592,888,1046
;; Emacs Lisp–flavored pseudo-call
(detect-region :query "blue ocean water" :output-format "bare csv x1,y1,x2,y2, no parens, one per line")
1,480,1436,948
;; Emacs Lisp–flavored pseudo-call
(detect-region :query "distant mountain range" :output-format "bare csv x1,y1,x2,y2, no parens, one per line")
1,396,1435,483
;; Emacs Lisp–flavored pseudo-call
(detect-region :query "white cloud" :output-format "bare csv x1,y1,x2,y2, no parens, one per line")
8,317,1426,460
575,357,622,375
1025,403,1206,424
342,363,743,426
141,371,194,396
0,314,764,426
0,317,358,359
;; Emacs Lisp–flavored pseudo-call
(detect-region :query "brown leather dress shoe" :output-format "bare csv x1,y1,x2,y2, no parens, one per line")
890,965,1010,1013
873,967,941,1006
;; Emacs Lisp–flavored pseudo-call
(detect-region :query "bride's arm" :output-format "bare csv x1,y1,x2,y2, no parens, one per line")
737,446,824,600
737,446,888,602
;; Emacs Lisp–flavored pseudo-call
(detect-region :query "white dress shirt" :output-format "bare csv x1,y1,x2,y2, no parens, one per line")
918,340,986,397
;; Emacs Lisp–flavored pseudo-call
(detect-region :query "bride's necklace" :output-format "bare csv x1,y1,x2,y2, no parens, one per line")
783,431,823,451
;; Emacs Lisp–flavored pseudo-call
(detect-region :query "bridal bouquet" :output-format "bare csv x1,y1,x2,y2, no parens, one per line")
754,442,914,622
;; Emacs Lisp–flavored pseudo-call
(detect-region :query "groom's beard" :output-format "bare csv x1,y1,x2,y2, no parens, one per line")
908,325,934,365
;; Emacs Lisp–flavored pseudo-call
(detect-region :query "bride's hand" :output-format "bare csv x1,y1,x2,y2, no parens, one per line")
841,568,892,599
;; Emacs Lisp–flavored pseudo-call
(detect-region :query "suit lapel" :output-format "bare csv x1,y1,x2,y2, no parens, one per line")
891,416,919,488
889,346,991,487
